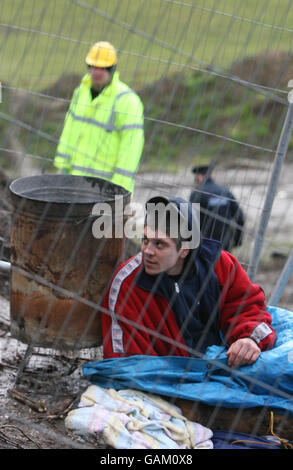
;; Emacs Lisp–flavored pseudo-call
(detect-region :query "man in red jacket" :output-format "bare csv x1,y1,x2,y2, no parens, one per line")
101,196,276,367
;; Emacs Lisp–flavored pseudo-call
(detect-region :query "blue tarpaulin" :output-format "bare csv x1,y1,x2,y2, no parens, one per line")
82,306,293,413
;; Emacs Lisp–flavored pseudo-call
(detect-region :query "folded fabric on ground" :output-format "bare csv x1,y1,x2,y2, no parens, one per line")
83,306,293,413
65,385,213,449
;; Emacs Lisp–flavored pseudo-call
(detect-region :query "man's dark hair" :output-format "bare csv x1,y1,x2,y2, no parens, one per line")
145,196,201,251
144,198,182,249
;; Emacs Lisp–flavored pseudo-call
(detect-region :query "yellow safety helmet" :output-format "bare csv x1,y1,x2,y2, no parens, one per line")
85,41,118,68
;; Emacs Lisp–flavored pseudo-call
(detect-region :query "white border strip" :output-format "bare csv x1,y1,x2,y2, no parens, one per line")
108,253,142,353
250,322,273,344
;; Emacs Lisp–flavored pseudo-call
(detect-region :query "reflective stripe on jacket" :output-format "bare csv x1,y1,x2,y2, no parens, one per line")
54,71,144,193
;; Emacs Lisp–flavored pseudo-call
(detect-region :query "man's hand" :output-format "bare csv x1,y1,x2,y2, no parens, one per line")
226,338,261,368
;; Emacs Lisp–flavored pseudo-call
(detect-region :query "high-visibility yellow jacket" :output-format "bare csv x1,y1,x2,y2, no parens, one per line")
54,71,144,193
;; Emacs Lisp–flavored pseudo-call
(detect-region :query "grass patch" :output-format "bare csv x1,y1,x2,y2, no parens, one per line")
1,0,293,90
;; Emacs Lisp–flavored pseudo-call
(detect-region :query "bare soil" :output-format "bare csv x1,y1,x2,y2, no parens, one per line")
0,294,104,449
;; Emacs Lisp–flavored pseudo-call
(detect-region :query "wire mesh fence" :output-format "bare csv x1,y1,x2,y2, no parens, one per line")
0,0,293,451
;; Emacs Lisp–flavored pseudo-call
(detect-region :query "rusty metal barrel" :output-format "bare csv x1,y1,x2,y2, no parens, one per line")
9,174,130,350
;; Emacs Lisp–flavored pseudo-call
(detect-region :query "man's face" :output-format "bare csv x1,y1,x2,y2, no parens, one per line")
89,66,111,90
195,173,204,185
141,226,188,276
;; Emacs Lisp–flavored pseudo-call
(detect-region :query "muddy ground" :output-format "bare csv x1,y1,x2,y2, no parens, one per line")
0,294,104,449
0,164,293,449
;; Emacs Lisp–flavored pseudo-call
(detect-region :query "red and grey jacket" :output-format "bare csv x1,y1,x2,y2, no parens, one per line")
101,239,276,359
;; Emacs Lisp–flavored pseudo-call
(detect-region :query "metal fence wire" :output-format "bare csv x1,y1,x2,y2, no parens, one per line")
0,0,293,451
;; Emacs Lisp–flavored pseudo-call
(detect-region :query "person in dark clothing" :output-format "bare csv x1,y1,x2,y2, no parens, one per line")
189,165,245,251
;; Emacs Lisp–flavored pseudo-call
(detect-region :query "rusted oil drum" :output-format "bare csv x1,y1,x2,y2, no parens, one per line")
9,174,130,350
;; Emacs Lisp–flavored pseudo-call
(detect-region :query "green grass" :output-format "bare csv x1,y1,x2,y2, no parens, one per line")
1,0,293,90
1,0,293,174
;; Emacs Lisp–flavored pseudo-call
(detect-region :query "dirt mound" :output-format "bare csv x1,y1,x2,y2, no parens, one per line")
0,166,10,188
0,167,12,218
42,73,82,100
139,50,293,103
0,168,12,300
230,50,293,89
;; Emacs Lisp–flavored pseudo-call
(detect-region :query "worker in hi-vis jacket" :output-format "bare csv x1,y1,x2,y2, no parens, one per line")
54,41,144,193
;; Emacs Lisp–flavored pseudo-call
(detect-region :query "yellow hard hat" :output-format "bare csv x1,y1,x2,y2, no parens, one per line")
85,41,118,68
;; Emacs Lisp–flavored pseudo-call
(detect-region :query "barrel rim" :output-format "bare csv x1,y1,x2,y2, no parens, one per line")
9,174,130,206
